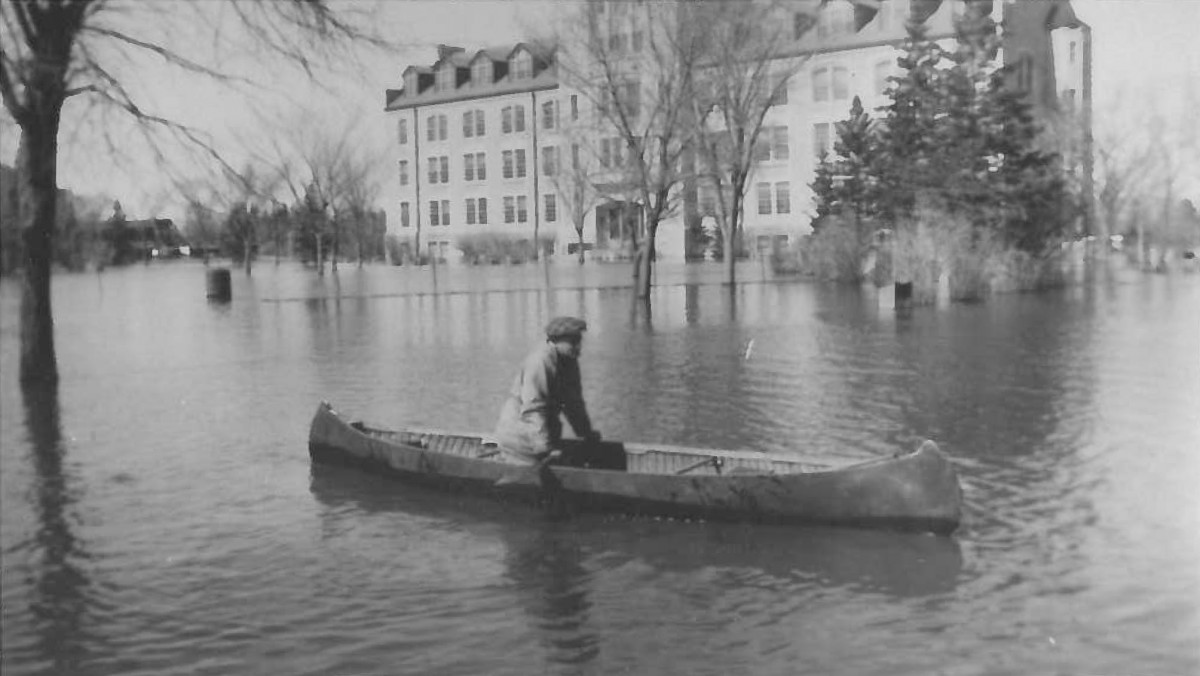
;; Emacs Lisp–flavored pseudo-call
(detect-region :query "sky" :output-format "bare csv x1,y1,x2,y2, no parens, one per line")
1,0,1196,221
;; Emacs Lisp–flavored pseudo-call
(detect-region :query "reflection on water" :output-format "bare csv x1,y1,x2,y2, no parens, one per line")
1,261,1198,675
19,382,94,673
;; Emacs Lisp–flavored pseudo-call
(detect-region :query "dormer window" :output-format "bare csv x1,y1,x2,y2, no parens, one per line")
512,51,532,80
472,60,491,85
436,66,455,92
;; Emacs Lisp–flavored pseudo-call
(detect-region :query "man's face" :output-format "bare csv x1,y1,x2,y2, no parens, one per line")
555,336,583,359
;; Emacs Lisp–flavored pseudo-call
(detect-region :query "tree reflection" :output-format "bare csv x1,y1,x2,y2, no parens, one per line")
503,525,600,667
22,381,94,672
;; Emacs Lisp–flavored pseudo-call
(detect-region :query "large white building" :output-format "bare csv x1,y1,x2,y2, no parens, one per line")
383,0,1090,263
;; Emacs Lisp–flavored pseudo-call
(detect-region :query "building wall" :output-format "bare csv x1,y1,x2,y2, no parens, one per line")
384,0,1086,262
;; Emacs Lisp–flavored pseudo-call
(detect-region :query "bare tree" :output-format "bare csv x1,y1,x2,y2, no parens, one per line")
690,1,809,287
555,1,705,298
0,0,386,385
544,123,606,264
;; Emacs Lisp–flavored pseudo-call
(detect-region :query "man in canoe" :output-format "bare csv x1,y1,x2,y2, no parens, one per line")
494,316,601,465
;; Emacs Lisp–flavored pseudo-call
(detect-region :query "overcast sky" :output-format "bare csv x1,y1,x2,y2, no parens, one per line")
1,0,1196,220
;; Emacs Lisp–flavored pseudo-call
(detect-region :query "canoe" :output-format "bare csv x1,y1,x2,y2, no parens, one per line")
308,402,963,534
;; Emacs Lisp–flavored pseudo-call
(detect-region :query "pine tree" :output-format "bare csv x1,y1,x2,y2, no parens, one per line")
875,22,947,222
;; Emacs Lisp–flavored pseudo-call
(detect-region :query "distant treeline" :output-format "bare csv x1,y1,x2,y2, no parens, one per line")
0,164,391,275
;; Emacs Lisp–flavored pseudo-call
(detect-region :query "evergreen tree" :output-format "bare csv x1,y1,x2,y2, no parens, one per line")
875,22,947,222
810,96,882,237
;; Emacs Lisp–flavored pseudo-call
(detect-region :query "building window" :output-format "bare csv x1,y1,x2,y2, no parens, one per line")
874,60,891,95
502,105,526,133
427,157,439,183
618,80,640,118
504,196,515,223
570,95,579,120
608,32,627,53
813,68,829,102
768,74,789,106
515,149,527,177
466,198,477,224
427,114,447,141
1069,40,1077,65
832,67,849,100
399,160,409,186
478,197,488,224
813,123,831,156
400,202,410,227
572,144,581,170
757,183,772,215
436,66,454,92
771,126,790,160
542,100,557,130
429,200,440,226
397,118,408,144
474,152,486,180
464,153,475,181
512,51,532,79
775,182,791,214
542,146,558,176
754,126,789,162
631,30,644,52
517,195,528,223
463,111,474,138
545,193,557,222
472,60,490,85
503,150,514,178
600,138,623,168
439,156,449,183
440,200,450,226
474,109,485,136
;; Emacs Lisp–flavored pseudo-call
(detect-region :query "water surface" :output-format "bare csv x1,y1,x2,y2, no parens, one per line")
2,260,1197,675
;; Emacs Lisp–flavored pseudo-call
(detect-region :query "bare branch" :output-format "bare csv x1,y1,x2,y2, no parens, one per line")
80,24,254,86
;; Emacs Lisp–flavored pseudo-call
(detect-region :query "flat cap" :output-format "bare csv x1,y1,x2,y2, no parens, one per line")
545,316,588,340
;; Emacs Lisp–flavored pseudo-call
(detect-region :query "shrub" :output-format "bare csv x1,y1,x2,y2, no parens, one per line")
455,232,556,265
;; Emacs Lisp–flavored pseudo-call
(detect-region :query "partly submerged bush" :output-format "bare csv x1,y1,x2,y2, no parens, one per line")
455,232,556,265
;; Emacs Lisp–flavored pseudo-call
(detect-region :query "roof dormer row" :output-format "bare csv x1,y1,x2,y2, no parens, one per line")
387,42,556,110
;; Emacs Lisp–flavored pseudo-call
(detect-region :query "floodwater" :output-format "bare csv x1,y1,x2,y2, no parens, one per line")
1,259,1197,675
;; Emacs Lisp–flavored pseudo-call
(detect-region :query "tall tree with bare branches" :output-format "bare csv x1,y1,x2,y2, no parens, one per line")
690,0,810,286
555,1,705,298
0,0,384,385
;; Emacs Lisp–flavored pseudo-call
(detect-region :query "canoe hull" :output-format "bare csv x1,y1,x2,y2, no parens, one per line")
308,403,962,534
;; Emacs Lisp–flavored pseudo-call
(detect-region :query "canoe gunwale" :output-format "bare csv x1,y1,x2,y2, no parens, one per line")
308,402,963,534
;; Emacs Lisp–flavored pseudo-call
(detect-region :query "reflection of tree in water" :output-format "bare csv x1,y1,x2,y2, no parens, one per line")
21,382,95,672
503,524,600,667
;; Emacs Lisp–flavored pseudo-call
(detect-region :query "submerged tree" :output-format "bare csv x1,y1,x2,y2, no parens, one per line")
0,0,384,385
690,0,809,287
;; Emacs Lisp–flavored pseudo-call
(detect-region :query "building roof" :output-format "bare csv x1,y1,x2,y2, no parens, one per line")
386,42,559,111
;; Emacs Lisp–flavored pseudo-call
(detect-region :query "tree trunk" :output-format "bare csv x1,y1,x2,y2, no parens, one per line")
315,233,324,276
16,119,62,386
723,225,736,286
636,226,656,299
577,227,585,264
243,237,252,275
